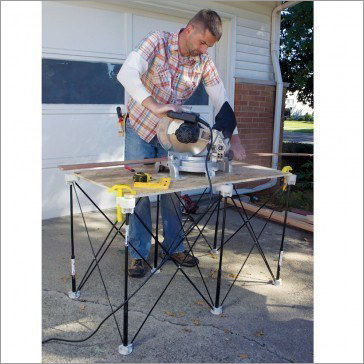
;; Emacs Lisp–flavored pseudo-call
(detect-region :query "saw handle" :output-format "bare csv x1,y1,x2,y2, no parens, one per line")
166,111,200,123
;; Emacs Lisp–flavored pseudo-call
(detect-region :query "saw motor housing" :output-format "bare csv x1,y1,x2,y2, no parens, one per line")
156,111,232,179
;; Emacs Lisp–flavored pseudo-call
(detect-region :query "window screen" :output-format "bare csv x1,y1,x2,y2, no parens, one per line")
42,59,124,104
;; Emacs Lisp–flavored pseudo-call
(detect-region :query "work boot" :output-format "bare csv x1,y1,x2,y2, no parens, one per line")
128,258,147,278
160,250,199,267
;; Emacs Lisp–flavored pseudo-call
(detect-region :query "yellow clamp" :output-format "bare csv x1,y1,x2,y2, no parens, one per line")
282,166,293,191
108,184,136,222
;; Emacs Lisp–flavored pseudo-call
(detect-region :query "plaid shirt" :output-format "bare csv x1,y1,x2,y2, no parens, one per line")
126,29,222,142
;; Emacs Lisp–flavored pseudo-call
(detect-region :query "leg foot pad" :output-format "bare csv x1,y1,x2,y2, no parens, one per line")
68,291,81,300
271,279,282,286
151,268,161,274
210,306,223,315
210,249,218,255
118,343,133,355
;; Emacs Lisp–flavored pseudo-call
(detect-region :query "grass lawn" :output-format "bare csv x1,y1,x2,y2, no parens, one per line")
284,120,314,133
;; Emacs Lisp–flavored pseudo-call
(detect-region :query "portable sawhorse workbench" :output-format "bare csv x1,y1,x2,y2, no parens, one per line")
43,162,296,355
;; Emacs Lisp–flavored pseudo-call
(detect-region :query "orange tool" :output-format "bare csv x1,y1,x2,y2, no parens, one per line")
116,107,125,137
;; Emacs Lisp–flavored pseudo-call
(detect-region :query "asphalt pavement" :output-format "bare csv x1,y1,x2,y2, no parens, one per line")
283,132,313,144
42,201,313,363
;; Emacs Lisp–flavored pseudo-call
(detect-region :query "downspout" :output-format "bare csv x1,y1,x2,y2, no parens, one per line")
271,1,301,169
235,1,301,196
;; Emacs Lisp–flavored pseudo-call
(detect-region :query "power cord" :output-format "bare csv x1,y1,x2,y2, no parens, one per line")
196,116,214,206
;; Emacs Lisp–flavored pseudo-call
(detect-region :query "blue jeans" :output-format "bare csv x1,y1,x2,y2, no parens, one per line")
124,121,185,260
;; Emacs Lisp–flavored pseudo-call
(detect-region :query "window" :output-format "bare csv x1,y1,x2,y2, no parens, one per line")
42,59,124,104
286,98,294,108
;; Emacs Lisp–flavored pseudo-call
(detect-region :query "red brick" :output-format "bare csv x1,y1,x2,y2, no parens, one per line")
239,117,253,123
254,85,266,91
242,83,256,90
248,101,260,107
234,79,286,160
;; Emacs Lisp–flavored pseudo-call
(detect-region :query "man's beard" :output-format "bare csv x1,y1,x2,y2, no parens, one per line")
186,37,201,56
187,44,200,56
189,50,200,56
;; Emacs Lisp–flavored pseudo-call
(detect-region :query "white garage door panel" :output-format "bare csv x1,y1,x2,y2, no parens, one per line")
42,2,126,58
42,113,124,168
132,15,185,48
42,168,115,220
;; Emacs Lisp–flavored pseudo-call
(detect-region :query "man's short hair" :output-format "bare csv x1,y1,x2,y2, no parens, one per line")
187,9,222,41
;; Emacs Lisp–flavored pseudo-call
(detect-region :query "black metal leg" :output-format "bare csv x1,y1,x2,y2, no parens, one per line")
120,212,132,355
70,184,76,292
212,196,227,315
175,192,213,251
232,188,276,283
153,195,160,271
276,185,291,282
77,224,118,291
68,184,80,300
218,186,284,307
212,193,221,252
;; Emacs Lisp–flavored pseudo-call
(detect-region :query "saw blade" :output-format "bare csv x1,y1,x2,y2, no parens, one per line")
157,116,210,155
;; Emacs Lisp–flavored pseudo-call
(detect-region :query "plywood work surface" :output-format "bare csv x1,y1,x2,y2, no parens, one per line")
74,162,289,198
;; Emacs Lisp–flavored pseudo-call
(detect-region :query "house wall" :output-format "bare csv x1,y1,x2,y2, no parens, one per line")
285,90,314,117
234,79,286,167
234,79,287,189
42,0,281,219
235,15,274,81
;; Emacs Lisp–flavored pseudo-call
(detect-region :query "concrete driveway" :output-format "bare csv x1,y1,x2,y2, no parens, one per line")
42,200,313,363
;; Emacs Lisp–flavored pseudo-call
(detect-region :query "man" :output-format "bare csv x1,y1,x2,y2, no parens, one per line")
117,9,246,278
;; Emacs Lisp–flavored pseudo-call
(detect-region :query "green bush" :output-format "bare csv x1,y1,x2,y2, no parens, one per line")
283,142,313,154
284,108,292,120
282,142,313,192
274,189,313,212
297,113,314,122
304,113,314,121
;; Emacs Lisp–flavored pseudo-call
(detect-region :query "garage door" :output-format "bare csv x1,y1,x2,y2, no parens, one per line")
42,2,215,219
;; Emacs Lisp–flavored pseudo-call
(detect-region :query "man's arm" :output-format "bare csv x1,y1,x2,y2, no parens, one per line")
203,59,246,160
117,32,181,117
141,96,182,118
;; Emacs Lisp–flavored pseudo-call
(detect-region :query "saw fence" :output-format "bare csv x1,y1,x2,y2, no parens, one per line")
43,162,297,355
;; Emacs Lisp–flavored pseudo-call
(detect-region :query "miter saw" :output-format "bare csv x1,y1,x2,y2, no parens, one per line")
156,111,233,179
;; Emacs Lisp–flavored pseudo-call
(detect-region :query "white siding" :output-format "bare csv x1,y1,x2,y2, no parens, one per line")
235,15,274,81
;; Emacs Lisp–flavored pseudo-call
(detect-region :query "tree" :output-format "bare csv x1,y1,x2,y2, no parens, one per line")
280,1,313,108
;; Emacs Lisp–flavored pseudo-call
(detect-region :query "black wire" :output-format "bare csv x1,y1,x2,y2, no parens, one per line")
197,117,213,205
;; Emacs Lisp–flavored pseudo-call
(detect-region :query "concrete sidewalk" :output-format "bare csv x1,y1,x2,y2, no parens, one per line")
42,202,313,363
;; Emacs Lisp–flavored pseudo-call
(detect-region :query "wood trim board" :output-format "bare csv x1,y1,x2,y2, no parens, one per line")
227,198,313,233
58,157,167,171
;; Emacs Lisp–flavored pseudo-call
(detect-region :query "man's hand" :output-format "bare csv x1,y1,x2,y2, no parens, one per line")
142,96,182,118
230,134,246,161
154,103,183,118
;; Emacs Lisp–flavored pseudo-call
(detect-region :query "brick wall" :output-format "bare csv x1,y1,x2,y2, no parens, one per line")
234,80,287,188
